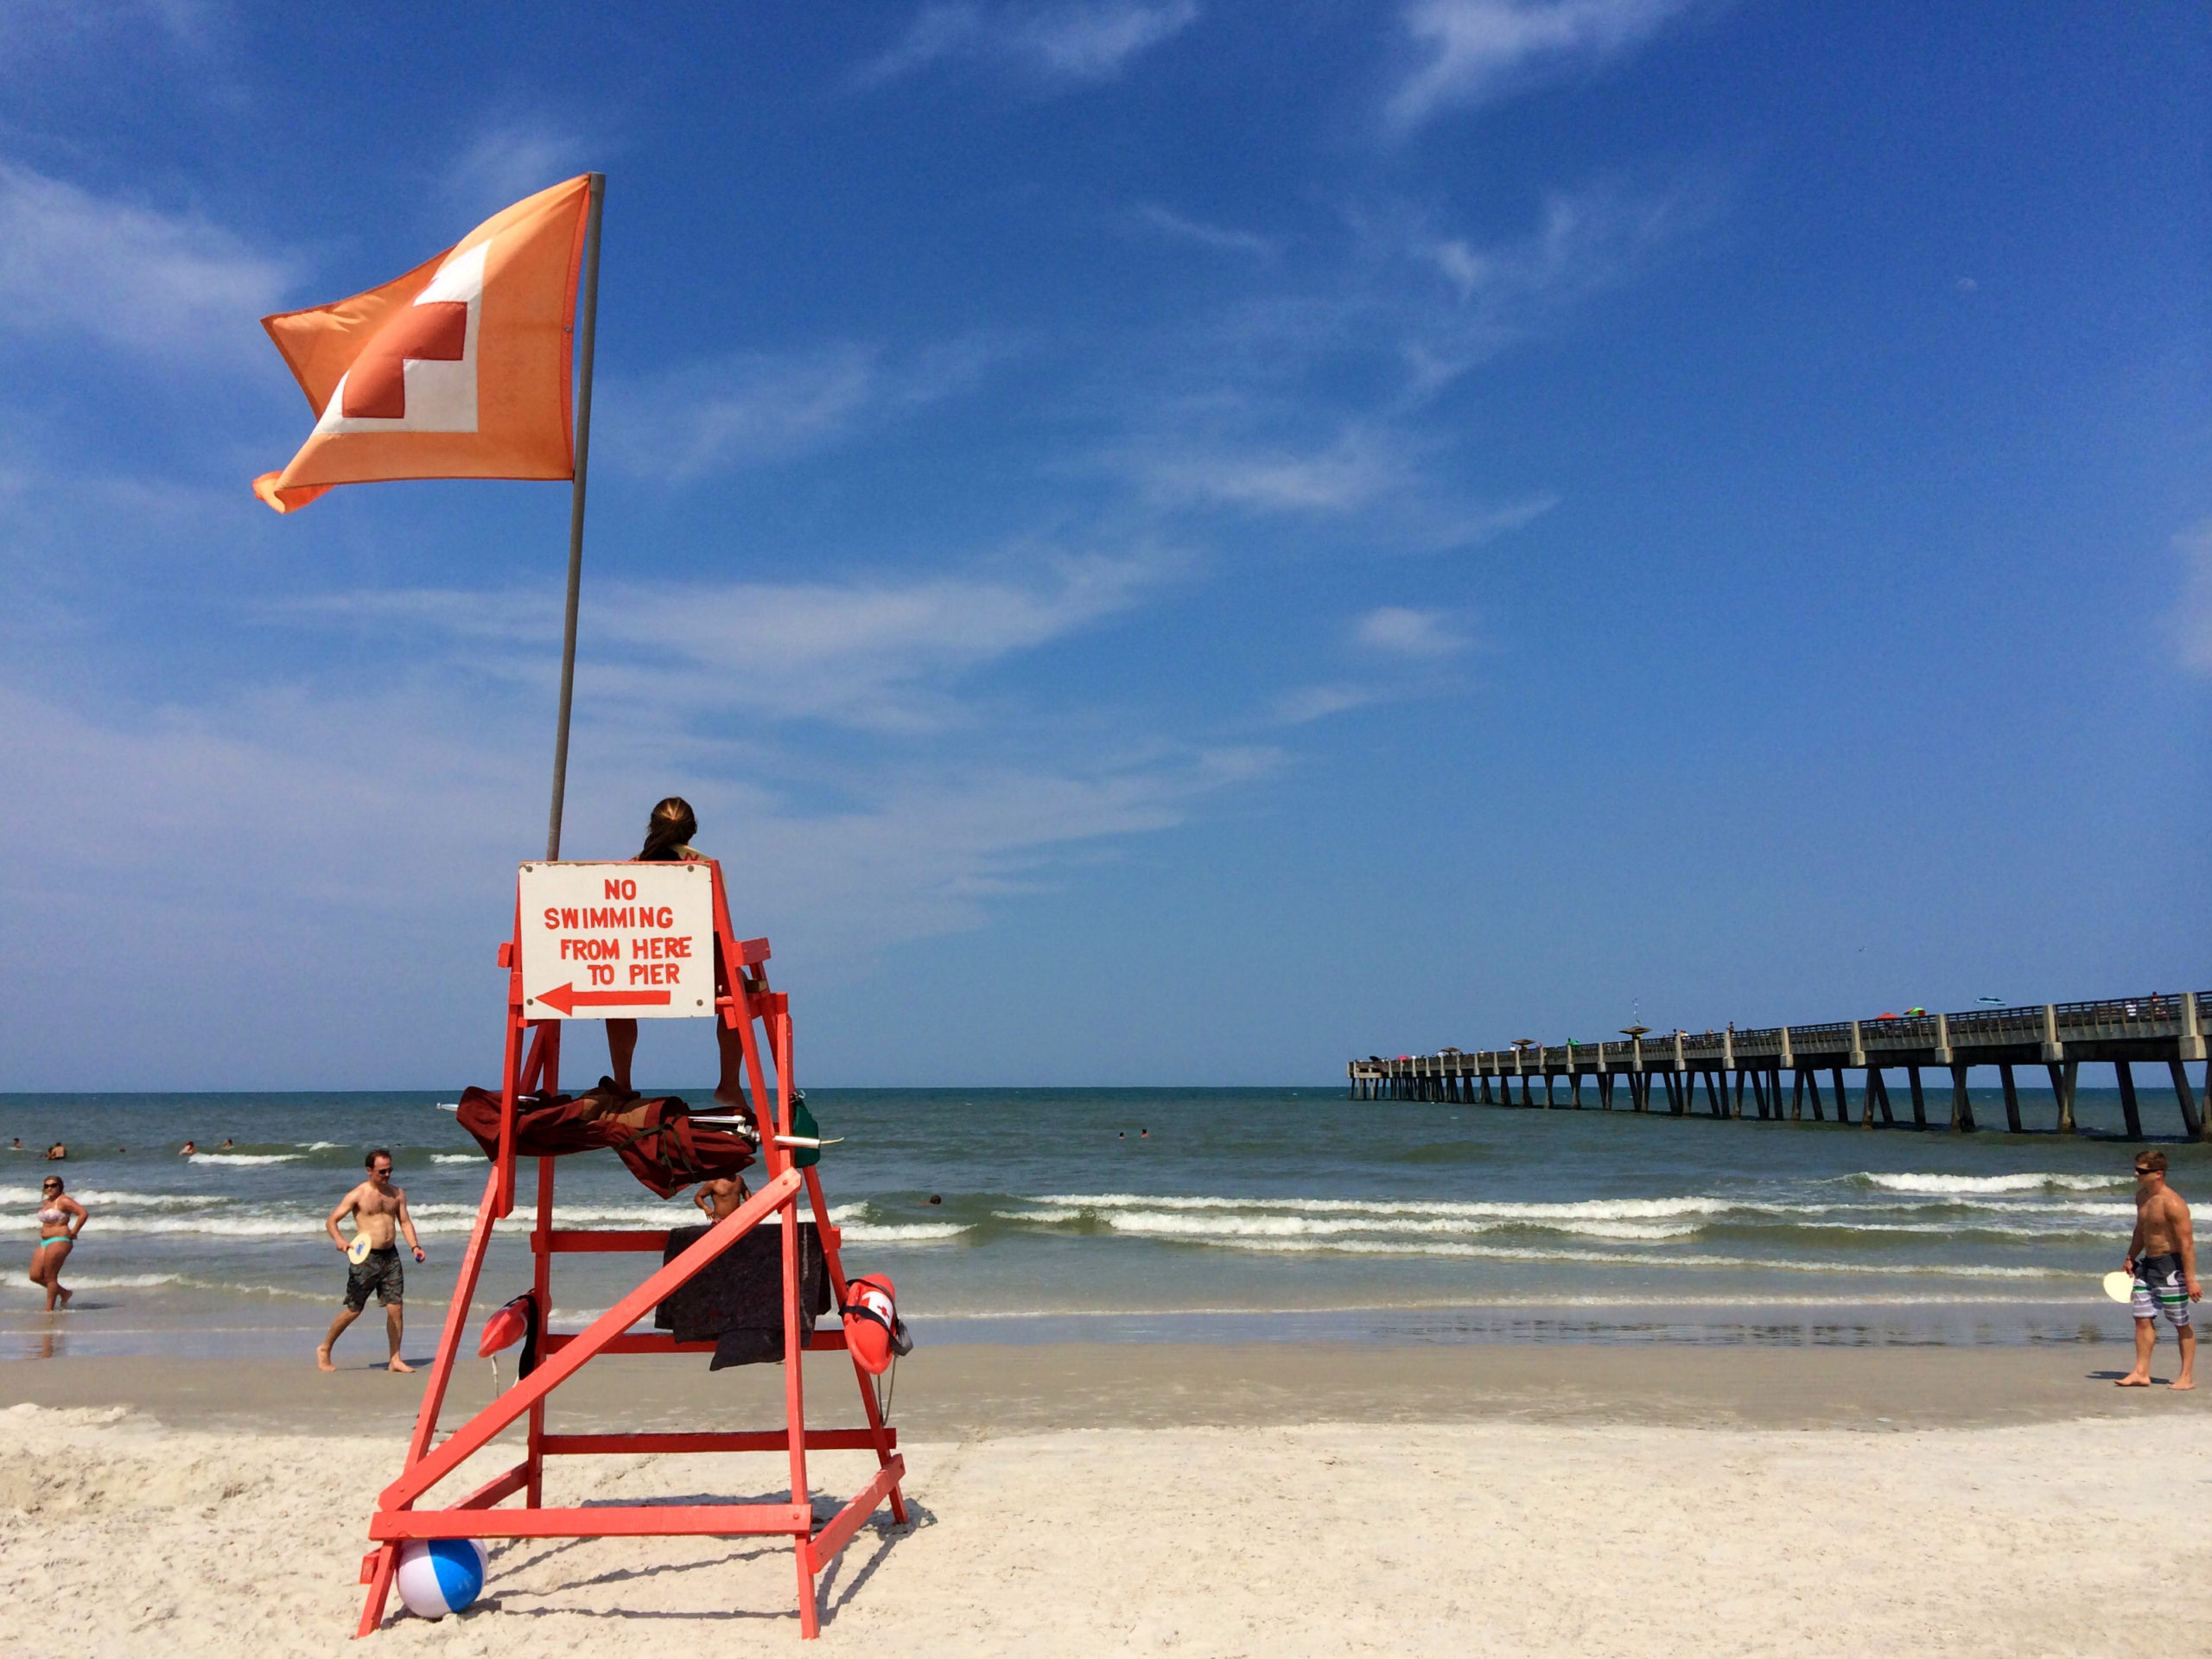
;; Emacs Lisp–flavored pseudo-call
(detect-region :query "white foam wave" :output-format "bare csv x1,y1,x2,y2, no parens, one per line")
0,1188,226,1208
187,1154,302,1166
1859,1172,2125,1195
841,1222,969,1243
298,1142,341,1151
1059,1209,1698,1244
1033,1192,1739,1223
431,1154,480,1164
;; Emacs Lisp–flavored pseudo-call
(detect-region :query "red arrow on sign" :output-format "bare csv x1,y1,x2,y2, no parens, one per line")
531,984,674,1016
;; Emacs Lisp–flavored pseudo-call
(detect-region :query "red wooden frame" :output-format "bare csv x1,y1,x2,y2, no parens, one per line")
353,860,906,1638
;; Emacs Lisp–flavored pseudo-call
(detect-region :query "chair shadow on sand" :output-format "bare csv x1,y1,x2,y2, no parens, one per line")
454,1485,938,1628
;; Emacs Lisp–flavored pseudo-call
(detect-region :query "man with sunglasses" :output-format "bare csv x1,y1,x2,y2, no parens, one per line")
2118,1149,2196,1389
317,1149,426,1373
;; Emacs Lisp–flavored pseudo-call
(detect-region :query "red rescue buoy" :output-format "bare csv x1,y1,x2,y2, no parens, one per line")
842,1274,905,1375
479,1295,530,1357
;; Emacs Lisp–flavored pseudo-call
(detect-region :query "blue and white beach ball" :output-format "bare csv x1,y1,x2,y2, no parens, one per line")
394,1537,487,1619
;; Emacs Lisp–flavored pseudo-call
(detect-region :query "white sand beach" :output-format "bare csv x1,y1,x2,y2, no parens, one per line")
3,1344,2208,1656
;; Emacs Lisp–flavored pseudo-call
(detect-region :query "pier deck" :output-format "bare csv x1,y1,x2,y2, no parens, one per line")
1350,992,2210,1138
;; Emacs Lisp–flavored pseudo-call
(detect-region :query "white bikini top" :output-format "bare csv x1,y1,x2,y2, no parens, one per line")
38,1206,66,1226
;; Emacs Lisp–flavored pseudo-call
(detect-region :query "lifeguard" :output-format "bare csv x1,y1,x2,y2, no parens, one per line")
586,797,759,1122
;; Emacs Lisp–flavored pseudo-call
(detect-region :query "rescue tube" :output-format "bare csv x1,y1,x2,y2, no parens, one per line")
841,1274,911,1375
477,1291,542,1377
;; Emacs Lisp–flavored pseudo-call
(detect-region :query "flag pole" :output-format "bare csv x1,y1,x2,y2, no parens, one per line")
545,171,606,861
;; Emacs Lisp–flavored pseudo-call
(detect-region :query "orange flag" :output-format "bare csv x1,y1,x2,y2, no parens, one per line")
252,175,594,512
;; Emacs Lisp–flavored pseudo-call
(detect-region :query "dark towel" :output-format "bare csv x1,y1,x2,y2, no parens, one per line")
654,1222,830,1369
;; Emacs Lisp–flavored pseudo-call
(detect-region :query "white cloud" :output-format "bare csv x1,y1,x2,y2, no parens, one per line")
1271,683,1387,725
1388,0,1694,130
2171,518,2212,673
1131,428,1414,513
441,121,593,221
0,161,290,358
1353,605,1465,657
859,2,1198,87
1135,203,1279,260
601,337,998,481
267,554,1164,733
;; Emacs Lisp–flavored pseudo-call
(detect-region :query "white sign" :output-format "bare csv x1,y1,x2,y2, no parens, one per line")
518,861,715,1020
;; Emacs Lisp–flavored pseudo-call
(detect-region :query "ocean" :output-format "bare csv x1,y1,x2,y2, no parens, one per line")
3,1086,2197,1362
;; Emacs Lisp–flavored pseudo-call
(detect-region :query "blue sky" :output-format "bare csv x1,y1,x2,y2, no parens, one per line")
2,2,2207,1090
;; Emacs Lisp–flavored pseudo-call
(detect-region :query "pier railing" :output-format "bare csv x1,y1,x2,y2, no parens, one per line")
1350,990,2210,1139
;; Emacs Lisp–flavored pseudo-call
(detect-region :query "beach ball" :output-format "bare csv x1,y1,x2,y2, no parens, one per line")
395,1537,487,1619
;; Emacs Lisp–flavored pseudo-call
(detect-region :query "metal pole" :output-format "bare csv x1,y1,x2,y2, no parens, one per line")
545,171,606,861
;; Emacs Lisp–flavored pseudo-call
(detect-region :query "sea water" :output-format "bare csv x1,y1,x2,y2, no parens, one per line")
1,1086,2197,1360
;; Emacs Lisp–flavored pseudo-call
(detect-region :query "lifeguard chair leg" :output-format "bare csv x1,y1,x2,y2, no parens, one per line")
527,1154,556,1507
354,1545,399,1638
804,1166,907,1526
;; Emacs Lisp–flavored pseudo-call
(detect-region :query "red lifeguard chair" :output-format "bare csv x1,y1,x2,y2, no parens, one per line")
353,858,906,1637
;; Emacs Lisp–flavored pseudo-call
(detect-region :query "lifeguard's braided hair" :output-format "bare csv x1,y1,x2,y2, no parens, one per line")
639,797,697,861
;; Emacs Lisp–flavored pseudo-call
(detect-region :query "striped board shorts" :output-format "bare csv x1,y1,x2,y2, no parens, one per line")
2131,1254,2191,1328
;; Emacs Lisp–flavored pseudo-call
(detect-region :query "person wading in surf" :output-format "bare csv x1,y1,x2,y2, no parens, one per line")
2118,1149,2197,1389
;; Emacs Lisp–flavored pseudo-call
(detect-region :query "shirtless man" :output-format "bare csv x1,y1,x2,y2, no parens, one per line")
317,1149,426,1373
2119,1149,2197,1389
693,1173,753,1222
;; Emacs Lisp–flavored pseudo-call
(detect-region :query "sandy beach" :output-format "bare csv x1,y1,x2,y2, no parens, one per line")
3,1341,2206,1656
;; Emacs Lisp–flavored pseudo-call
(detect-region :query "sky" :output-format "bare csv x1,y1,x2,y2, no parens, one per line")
1,1,2208,1090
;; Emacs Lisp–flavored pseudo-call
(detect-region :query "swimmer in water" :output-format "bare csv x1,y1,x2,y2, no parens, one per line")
43,1143,66,1161
179,1141,197,1156
30,1175,86,1311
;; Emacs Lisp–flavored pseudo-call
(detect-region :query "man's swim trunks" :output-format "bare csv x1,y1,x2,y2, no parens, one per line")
345,1245,404,1311
2131,1253,2191,1328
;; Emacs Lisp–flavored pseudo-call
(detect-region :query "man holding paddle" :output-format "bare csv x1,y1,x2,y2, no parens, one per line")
318,1148,426,1374
2118,1149,2197,1390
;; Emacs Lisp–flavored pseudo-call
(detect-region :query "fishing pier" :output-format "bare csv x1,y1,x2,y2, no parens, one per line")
1349,993,2212,1139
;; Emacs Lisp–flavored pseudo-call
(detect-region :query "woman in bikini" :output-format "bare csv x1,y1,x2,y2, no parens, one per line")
30,1174,86,1311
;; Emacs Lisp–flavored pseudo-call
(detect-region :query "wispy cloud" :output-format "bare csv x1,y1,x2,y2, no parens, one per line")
1387,0,1694,131
1135,202,1279,260
858,2,1198,89
1128,426,1415,514
1271,682,1388,725
440,120,593,220
1369,172,1724,396
0,161,290,359
268,554,1165,733
600,337,1000,481
1352,605,1465,656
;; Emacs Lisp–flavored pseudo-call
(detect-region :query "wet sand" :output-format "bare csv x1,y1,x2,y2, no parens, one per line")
2,1337,2202,1435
